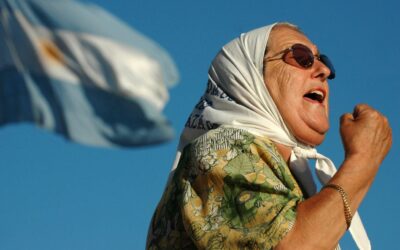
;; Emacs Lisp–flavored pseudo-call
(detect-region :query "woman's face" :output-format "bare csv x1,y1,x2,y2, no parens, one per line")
264,26,332,146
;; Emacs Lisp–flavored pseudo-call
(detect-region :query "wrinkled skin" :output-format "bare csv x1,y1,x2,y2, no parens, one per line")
264,25,393,249
264,26,331,147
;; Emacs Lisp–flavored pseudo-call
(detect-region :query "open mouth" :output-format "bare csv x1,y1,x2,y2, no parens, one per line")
304,89,325,103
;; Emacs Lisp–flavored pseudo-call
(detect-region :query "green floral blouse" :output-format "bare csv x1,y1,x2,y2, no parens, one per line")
147,127,304,249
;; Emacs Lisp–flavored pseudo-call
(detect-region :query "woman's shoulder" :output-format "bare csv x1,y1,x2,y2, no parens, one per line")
192,126,254,145
181,126,300,196
186,126,279,158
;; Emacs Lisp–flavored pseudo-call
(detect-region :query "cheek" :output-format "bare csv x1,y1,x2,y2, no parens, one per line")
265,65,292,101
275,69,304,108
265,66,305,127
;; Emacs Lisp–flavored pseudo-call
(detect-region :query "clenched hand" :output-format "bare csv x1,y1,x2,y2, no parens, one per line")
340,104,392,168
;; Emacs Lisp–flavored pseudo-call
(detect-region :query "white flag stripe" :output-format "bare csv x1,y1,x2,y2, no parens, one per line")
14,11,168,111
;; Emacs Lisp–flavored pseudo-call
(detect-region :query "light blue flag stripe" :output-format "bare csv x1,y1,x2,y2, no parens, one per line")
0,68,175,146
0,0,179,147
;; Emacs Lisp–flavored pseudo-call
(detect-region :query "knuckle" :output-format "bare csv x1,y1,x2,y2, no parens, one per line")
382,115,389,124
340,113,351,124
356,103,370,110
368,110,380,119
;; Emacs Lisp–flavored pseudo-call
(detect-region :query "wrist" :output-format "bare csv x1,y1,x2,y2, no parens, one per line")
322,183,353,229
333,157,378,203
343,153,378,171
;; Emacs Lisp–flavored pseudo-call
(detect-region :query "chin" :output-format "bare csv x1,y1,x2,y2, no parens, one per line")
305,122,329,146
285,114,329,147
296,131,326,147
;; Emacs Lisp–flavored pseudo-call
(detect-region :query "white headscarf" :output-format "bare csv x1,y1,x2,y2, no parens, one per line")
172,23,370,250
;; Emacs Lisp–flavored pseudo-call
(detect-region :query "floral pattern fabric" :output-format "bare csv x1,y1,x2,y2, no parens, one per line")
147,127,304,249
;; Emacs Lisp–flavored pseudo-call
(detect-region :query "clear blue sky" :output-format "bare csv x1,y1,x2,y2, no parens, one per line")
1,0,399,249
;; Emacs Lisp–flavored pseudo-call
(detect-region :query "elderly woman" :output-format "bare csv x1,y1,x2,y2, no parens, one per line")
146,23,392,249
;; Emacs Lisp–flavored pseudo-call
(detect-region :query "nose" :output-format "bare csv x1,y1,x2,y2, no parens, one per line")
311,58,332,81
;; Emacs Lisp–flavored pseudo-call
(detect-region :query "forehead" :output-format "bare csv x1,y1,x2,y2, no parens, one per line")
267,26,318,54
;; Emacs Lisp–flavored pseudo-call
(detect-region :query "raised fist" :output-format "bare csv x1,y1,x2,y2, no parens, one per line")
340,104,392,168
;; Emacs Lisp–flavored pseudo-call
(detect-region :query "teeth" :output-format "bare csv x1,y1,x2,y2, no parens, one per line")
310,90,324,98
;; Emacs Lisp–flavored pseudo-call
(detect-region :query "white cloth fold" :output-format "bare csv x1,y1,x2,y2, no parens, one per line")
172,23,370,250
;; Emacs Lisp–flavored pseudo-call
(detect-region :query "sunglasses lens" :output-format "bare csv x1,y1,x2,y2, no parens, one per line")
292,44,314,68
280,44,336,80
320,55,336,79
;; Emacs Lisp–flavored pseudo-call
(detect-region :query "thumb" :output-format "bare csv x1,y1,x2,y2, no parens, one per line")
340,113,354,125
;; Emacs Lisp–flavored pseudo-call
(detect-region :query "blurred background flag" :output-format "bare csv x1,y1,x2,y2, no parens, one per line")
0,0,179,147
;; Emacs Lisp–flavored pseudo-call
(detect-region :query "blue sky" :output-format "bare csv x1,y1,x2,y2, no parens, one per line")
1,0,399,249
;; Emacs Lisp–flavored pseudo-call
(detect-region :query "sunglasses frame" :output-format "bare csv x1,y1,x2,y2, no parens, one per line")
265,43,336,80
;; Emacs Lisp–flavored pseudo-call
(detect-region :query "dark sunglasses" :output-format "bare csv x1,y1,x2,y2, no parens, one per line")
265,43,336,79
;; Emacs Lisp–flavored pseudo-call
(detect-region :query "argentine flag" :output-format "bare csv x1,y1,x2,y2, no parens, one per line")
0,0,179,147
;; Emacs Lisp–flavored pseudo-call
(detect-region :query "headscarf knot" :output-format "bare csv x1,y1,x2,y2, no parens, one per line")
293,147,318,159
